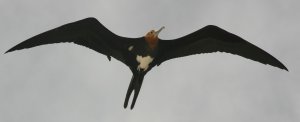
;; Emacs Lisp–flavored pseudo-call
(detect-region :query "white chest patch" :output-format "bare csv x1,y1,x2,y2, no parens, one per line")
136,55,154,71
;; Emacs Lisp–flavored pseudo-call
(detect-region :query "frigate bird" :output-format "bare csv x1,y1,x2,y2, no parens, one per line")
5,17,288,109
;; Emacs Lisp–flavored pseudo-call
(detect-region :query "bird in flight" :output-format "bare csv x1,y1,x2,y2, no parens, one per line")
5,17,288,109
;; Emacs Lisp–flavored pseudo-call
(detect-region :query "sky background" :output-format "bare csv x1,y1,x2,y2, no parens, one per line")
0,0,299,122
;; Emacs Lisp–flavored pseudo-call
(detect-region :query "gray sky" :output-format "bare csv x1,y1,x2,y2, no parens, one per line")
0,0,299,122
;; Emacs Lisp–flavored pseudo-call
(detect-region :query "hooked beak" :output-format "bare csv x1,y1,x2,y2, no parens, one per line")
155,26,165,36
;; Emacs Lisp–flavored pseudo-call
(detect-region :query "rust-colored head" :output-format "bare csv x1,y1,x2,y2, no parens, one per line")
145,26,165,49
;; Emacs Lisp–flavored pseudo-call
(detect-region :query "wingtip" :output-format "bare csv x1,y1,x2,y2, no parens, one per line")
277,62,289,72
271,63,288,72
5,44,21,54
282,66,289,72
4,49,13,54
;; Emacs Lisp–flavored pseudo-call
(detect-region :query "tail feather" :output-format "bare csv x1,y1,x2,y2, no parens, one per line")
124,76,135,108
124,72,145,109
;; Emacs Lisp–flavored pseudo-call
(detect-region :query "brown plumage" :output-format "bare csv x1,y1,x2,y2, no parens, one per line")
145,30,159,49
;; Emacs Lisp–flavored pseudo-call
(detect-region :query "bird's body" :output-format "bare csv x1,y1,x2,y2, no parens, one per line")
5,17,288,109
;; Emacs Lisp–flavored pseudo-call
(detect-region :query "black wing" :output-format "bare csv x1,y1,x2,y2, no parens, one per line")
5,17,137,66
156,25,288,71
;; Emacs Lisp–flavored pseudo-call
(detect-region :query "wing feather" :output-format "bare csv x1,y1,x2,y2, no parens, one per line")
157,25,288,71
5,17,135,65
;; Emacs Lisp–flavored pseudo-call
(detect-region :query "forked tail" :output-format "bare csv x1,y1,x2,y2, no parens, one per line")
124,72,145,109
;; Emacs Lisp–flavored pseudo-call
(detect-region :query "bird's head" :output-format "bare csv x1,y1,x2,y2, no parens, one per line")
145,26,165,49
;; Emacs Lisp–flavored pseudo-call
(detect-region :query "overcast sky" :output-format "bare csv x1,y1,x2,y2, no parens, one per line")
0,0,299,122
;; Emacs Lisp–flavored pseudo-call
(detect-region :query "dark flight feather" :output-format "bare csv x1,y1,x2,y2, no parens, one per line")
156,25,288,71
5,17,136,66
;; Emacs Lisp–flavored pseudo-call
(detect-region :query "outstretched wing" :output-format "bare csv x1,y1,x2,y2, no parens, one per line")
156,25,288,71
5,17,137,66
